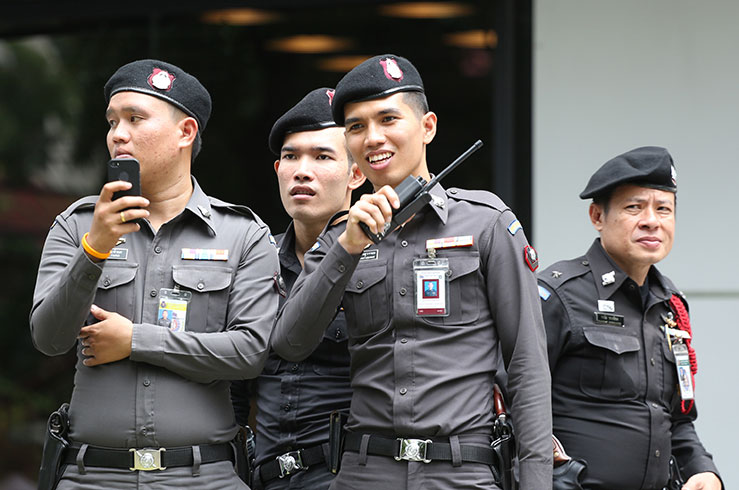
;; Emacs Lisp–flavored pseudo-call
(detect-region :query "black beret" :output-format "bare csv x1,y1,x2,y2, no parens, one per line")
332,54,424,125
104,59,212,132
268,87,339,155
580,146,677,199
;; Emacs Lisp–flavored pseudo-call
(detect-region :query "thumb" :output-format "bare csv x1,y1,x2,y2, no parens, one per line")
90,304,110,320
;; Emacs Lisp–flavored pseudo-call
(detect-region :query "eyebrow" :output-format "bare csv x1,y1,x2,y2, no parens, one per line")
281,145,337,154
344,107,402,126
105,105,144,118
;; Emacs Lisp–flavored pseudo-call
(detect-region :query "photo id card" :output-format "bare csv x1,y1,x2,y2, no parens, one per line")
413,258,449,317
672,342,694,400
157,288,192,332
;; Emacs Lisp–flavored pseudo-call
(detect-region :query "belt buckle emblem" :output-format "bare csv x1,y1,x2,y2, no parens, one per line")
130,448,166,471
277,450,306,478
395,438,432,463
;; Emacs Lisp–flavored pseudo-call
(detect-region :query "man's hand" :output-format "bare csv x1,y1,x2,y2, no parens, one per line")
85,181,150,258
338,186,399,255
682,471,722,490
79,304,133,366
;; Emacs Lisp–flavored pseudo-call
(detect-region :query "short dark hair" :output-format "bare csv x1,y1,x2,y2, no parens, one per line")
403,91,429,118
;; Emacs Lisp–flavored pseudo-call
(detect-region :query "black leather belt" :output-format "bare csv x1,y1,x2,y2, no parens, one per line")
258,444,326,483
62,443,233,470
344,433,496,466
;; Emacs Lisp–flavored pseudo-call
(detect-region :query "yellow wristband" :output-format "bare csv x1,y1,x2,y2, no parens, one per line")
81,232,111,260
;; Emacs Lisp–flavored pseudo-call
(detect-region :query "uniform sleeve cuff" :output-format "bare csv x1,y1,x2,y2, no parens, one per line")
518,460,553,490
130,323,166,363
319,241,361,284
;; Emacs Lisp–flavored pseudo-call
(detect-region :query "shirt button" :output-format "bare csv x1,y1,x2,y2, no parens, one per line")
143,379,151,387
399,288,407,296
655,450,661,457
197,282,205,290
650,358,656,366
401,240,408,247
140,427,147,435
335,329,341,339
338,264,346,273
283,404,291,412
154,246,162,254
400,338,408,344
356,280,364,289
399,388,407,395
103,278,111,287
150,289,158,297
581,260,589,266
450,189,458,194
291,364,299,372
652,402,659,409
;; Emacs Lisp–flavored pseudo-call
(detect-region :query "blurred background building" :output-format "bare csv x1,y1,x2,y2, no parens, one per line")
0,0,735,487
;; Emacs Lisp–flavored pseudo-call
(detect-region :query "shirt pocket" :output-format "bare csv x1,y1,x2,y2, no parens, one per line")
343,261,389,340
172,264,233,333
422,253,481,326
94,263,138,321
580,326,641,401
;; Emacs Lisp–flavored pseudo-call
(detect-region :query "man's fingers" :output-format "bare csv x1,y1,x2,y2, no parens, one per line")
90,304,109,320
100,180,133,202
376,185,400,209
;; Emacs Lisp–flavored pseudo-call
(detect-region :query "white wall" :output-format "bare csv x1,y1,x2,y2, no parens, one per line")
533,0,738,486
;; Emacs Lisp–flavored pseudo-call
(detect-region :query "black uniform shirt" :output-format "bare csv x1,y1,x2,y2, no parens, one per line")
539,239,720,490
231,222,352,466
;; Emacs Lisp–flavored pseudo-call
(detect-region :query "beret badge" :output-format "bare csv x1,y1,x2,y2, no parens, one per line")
148,68,175,91
380,58,404,82
326,89,335,105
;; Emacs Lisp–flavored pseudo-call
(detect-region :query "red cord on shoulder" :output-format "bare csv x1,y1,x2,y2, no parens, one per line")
669,294,697,414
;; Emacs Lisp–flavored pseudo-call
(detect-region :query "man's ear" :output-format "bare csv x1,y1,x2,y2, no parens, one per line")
347,162,366,191
421,111,437,145
589,202,605,232
274,159,281,175
178,117,198,148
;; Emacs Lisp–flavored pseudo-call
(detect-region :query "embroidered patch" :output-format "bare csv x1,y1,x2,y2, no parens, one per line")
148,68,175,91
507,219,522,236
524,245,539,271
538,285,551,301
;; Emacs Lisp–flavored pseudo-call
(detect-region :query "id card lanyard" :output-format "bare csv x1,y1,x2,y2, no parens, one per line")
413,246,450,317
157,286,192,332
662,312,695,401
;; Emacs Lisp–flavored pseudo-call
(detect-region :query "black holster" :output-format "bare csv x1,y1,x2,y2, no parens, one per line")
662,455,685,490
37,403,70,490
328,410,347,474
552,459,587,490
234,425,256,487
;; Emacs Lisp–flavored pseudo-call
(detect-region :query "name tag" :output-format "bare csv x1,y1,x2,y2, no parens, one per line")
593,312,625,327
181,248,229,261
360,249,379,261
108,248,128,260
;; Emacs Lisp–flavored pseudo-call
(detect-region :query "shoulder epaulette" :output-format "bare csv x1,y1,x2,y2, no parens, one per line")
208,197,267,228
538,257,590,290
445,188,507,211
59,196,97,220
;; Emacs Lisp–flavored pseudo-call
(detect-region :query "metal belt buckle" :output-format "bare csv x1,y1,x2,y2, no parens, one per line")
277,450,306,478
395,438,432,463
129,448,166,471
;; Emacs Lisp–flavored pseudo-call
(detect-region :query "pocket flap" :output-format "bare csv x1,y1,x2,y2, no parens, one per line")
172,265,233,293
345,263,386,294
447,255,480,281
98,264,137,290
583,327,640,355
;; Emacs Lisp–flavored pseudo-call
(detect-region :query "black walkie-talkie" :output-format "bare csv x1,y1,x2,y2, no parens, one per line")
360,139,483,243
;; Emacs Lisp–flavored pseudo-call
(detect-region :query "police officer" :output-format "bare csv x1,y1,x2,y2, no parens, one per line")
271,55,552,489
30,59,279,489
538,147,722,490
230,87,365,489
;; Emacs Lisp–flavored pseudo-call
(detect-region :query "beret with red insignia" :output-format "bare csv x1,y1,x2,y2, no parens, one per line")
332,54,424,125
104,59,212,133
580,146,677,199
268,87,338,155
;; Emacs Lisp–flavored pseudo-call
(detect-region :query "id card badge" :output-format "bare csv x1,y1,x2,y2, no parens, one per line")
672,342,695,400
157,288,191,332
413,258,449,317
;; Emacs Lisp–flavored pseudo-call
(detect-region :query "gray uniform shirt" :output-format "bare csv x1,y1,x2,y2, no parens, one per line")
272,185,552,489
30,178,279,449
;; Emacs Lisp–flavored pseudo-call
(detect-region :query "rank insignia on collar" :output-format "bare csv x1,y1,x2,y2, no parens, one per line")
431,194,445,209
523,245,539,272
197,205,211,218
308,241,321,253
268,234,277,248
551,270,562,279
601,271,616,286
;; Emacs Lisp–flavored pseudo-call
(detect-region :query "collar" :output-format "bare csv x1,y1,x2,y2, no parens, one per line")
183,176,217,235
277,222,302,276
426,182,448,224
585,238,671,301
